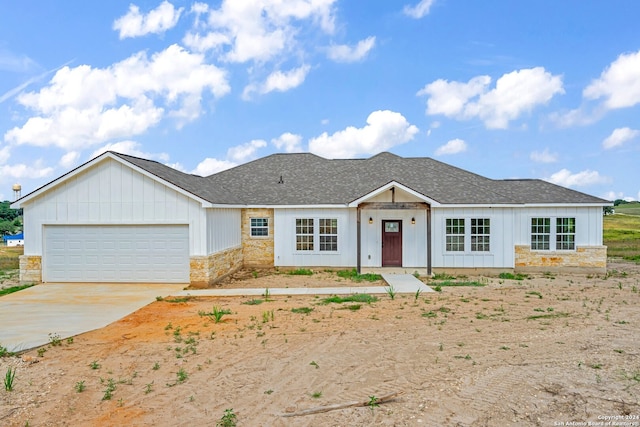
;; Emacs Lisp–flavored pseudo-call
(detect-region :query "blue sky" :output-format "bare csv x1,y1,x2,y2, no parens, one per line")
1,0,639,202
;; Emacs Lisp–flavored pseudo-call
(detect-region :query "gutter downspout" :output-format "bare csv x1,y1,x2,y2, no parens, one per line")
356,205,361,274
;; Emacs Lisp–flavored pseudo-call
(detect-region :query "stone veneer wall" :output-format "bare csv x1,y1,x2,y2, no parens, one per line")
241,208,275,268
514,245,607,274
190,246,243,287
19,255,42,283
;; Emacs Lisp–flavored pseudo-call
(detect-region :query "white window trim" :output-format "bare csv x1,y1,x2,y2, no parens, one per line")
443,217,493,255
294,217,340,254
529,216,576,252
250,217,270,238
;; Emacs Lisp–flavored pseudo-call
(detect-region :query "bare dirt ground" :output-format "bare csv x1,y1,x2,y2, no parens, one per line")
1,262,639,427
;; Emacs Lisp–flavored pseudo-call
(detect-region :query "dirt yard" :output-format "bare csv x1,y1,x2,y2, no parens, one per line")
1,262,639,427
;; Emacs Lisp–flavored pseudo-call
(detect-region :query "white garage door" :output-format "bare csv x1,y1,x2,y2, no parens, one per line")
43,225,189,283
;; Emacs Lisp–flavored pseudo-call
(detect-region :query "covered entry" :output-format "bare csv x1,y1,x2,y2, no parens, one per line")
43,224,189,283
382,220,403,266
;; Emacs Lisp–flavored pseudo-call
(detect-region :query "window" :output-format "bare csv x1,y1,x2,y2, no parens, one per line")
296,218,314,251
319,218,338,251
531,218,551,250
471,218,490,252
250,218,269,237
556,217,576,250
446,218,465,252
531,217,576,251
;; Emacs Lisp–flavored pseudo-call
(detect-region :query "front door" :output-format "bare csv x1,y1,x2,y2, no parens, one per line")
382,220,402,267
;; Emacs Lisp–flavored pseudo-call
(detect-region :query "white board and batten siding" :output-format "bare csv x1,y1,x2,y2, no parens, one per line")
431,207,514,269
206,208,242,253
512,206,604,246
274,208,357,267
21,158,211,283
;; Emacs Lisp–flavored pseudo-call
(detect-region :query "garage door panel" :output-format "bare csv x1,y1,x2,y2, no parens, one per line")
43,225,189,283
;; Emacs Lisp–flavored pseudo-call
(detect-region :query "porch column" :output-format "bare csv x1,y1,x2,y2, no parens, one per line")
356,206,361,274
426,205,432,275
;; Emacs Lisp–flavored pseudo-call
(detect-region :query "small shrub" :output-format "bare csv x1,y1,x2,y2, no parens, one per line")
177,368,188,383
75,380,86,393
89,361,101,370
48,333,62,347
217,409,238,427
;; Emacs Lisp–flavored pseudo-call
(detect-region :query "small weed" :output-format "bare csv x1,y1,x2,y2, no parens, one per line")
37,348,46,357
164,322,173,330
117,398,124,407
217,408,238,427
499,346,510,350
414,288,422,302
262,310,274,323
311,391,322,398
291,307,314,314
367,395,379,412
144,382,154,394
591,363,602,369
177,368,188,383
48,333,62,347
163,296,191,303
526,291,543,299
434,285,442,292
89,361,101,370
263,288,271,301
613,349,624,354
152,362,160,370
344,304,361,311
526,312,569,320
243,299,264,305
310,361,319,369
252,270,258,279
264,389,274,395
475,312,489,320
74,380,85,393
422,311,437,318
498,272,528,280
385,285,396,300
4,367,16,391
102,378,116,401
201,306,232,323
155,296,164,301
0,344,12,358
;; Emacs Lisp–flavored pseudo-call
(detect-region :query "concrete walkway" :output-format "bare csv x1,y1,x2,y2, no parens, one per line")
175,275,432,297
0,283,184,352
0,277,431,353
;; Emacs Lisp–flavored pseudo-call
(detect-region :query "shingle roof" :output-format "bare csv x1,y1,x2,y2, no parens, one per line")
112,151,609,206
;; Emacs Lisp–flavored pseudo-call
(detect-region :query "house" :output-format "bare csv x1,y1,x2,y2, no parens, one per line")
3,232,24,247
11,151,610,285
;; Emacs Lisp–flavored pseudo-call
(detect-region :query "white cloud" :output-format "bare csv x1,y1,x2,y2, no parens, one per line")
243,65,310,98
59,151,80,168
602,127,639,150
4,45,229,149
601,191,623,201
227,139,267,163
434,138,467,156
90,141,169,162
327,36,376,63
184,0,337,63
113,1,183,39
403,0,435,19
583,49,640,110
545,169,610,188
530,148,558,163
0,145,11,164
308,110,419,158
0,162,54,180
191,157,236,176
272,132,303,153
418,67,564,129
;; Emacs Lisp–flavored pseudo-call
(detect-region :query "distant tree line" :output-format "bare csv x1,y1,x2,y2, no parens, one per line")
613,199,639,206
0,201,22,236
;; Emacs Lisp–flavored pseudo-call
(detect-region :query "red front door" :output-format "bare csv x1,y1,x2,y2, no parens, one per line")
382,220,402,267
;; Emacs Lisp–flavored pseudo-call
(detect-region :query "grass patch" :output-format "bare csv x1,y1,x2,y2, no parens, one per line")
604,213,640,262
0,283,34,297
288,268,313,276
498,272,528,280
291,307,314,314
336,269,381,282
320,294,378,305
432,280,486,287
242,299,264,305
432,272,455,280
526,312,569,320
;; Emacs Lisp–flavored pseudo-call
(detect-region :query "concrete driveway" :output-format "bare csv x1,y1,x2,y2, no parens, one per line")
0,283,185,352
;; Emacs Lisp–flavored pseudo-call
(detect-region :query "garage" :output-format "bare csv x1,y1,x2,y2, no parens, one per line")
43,225,189,283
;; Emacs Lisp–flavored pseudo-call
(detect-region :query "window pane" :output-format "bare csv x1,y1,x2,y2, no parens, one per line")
295,218,314,251
531,218,551,250
250,218,269,237
556,217,576,250
471,218,490,252
319,218,338,251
